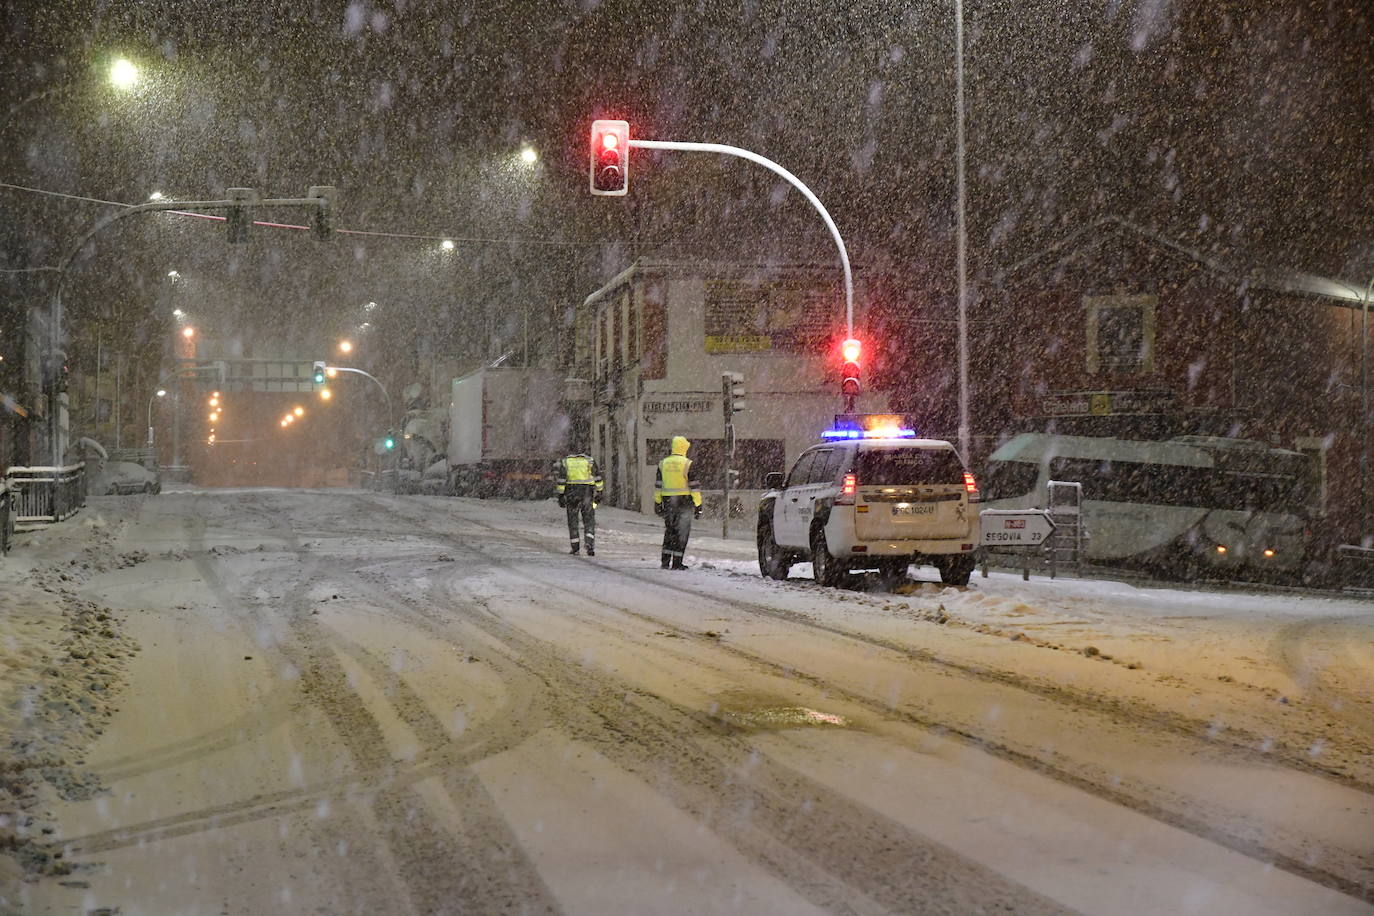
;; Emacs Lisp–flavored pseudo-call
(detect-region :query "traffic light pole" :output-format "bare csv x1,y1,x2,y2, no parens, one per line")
326,366,398,490
45,190,335,468
627,139,854,338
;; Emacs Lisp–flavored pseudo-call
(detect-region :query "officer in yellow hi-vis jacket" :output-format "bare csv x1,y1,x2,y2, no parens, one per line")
653,435,702,570
556,451,603,555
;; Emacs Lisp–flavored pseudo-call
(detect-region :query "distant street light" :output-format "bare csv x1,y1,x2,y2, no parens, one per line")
109,58,139,90
339,339,353,354
281,419,289,428
172,308,184,318
441,239,455,251
156,388,167,398
520,146,538,165
293,406,304,417
150,192,165,201
319,388,332,401
167,269,178,278
181,326,195,339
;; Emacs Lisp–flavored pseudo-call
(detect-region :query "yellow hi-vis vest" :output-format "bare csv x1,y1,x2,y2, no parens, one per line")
558,455,602,493
655,455,701,506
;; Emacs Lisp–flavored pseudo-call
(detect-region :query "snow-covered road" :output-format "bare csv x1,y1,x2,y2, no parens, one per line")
4,488,1372,914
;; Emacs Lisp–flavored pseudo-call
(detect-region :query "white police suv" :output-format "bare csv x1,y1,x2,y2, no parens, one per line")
757,418,980,587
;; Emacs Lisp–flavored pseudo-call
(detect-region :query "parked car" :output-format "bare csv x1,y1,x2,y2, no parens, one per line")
91,461,161,496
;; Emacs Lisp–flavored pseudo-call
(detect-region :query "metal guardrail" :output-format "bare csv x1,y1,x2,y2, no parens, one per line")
6,464,87,525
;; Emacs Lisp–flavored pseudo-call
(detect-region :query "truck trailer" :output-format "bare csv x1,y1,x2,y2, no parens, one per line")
446,367,576,499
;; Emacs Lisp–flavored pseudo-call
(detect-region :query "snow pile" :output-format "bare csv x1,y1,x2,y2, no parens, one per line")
1,515,142,882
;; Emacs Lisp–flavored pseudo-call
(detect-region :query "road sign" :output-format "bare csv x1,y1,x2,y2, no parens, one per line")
979,509,1056,547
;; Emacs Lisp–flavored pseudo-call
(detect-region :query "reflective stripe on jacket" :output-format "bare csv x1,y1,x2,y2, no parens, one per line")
557,454,603,494
654,436,701,507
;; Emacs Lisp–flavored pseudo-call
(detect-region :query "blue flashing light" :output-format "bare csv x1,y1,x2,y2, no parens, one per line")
822,428,917,440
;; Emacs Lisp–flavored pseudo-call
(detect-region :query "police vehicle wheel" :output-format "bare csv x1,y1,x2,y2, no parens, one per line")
757,519,790,581
938,555,975,586
811,528,845,587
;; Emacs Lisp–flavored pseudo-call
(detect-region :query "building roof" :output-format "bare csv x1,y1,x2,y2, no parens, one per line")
997,216,1372,309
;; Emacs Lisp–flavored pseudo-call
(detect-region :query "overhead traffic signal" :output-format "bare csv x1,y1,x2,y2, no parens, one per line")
589,120,630,196
840,338,862,399
225,187,258,244
308,186,336,241
312,361,327,385
383,431,396,451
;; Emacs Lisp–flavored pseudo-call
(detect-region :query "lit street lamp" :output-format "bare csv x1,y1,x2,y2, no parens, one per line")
441,239,455,251
181,326,195,339
520,146,538,164
339,339,353,354
109,58,139,90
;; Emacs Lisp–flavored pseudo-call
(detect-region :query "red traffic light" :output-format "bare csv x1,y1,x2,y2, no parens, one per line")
840,338,862,398
590,119,630,196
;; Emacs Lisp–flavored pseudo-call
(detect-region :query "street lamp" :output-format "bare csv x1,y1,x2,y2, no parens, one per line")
181,326,195,339
339,339,353,354
319,388,332,401
519,146,538,165
293,406,304,417
146,388,167,447
150,192,165,202
440,239,455,251
109,58,139,90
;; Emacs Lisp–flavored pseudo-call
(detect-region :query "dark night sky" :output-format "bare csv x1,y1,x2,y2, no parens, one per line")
2,0,1372,378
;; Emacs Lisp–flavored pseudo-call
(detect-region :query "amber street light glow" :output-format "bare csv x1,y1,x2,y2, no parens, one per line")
339,340,353,354
181,326,195,339
293,406,304,417
319,388,332,400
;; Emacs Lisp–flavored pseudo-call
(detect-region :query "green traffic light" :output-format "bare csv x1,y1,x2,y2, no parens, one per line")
384,437,395,450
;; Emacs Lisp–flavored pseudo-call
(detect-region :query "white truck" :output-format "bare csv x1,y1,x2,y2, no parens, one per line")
446,368,574,499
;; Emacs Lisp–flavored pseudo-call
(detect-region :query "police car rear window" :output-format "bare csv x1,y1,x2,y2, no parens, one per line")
856,448,965,485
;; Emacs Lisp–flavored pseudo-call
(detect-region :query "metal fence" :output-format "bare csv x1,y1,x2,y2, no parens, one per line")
6,464,87,525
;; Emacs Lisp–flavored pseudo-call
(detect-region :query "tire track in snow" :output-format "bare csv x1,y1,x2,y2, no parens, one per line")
364,493,1374,904
332,514,1074,915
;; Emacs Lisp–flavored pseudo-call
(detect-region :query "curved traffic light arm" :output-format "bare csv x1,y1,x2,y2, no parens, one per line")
628,138,855,338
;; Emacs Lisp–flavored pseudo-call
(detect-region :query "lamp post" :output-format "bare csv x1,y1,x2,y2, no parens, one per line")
146,388,166,448
954,0,971,461
1361,274,1374,532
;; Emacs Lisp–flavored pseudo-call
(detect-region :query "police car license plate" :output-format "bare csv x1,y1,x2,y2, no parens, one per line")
893,504,935,516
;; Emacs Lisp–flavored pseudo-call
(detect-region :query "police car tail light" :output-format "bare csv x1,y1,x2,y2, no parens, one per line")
837,473,858,505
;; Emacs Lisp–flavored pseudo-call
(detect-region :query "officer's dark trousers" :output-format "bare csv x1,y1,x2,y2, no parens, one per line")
660,496,694,568
564,485,596,553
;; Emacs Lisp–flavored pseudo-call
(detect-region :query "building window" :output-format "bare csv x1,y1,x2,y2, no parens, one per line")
1085,294,1156,375
1294,436,1330,518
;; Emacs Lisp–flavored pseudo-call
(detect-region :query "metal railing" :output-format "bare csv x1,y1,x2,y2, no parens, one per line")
6,464,87,525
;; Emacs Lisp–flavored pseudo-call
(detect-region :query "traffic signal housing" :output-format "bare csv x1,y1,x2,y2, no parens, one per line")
308,186,336,241
840,338,862,399
383,431,396,451
312,361,327,385
722,371,745,416
225,188,258,243
589,120,630,196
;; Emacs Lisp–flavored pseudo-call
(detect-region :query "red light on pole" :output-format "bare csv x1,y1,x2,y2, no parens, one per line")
589,119,630,196
840,337,862,401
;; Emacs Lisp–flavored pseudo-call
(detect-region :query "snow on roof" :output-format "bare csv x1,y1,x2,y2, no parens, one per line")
989,432,1212,467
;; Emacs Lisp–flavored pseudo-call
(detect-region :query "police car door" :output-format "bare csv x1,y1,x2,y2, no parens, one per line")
776,450,818,548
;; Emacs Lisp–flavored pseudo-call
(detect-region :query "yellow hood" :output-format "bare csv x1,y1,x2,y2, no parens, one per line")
671,436,691,456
